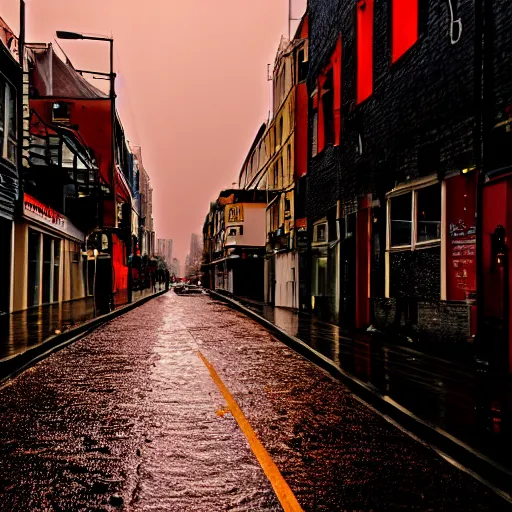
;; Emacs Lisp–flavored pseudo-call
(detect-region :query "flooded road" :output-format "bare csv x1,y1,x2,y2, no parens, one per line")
0,293,508,511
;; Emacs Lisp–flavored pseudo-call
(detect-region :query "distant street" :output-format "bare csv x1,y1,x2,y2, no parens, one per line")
0,292,507,511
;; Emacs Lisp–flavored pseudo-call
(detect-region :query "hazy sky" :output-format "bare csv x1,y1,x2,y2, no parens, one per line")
2,0,306,268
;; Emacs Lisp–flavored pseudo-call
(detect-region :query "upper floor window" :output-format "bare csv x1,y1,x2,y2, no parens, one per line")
315,223,327,243
391,0,419,63
356,0,374,103
0,79,17,165
311,110,318,158
52,102,70,122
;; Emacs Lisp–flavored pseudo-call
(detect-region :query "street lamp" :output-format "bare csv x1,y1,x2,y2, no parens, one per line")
56,31,115,100
56,30,130,304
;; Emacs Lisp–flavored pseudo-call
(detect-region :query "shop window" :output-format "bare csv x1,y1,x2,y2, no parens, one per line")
391,0,419,62
52,102,70,122
53,241,61,303
390,192,412,247
389,183,442,249
416,184,441,242
356,0,374,103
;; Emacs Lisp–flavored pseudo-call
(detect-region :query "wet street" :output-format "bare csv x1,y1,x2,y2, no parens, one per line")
0,292,508,511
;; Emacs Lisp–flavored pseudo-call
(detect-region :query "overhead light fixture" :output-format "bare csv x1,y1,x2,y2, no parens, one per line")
461,166,476,175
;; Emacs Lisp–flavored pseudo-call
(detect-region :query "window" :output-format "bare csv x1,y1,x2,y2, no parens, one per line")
298,48,309,82
390,192,412,247
0,79,17,165
356,0,374,103
311,110,318,157
287,144,292,179
278,117,283,147
416,184,441,243
391,0,419,62
315,223,327,242
52,102,70,122
389,183,441,248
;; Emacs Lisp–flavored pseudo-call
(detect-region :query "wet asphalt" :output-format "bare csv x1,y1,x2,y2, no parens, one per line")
0,292,508,511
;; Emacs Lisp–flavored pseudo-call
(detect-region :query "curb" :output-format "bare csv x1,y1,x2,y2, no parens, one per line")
0,290,168,385
207,289,512,504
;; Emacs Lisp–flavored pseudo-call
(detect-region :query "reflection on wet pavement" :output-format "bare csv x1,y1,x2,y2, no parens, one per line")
243,302,512,472
0,288,159,361
0,293,507,510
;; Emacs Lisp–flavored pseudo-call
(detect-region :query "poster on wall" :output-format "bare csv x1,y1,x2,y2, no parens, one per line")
445,175,477,302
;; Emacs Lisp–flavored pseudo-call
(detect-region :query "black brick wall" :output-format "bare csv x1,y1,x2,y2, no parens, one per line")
307,0,482,220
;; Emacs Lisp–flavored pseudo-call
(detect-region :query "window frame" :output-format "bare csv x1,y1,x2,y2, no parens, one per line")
385,178,447,299
0,75,17,165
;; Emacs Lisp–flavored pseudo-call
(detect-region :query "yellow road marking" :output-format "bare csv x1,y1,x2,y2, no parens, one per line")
198,351,304,512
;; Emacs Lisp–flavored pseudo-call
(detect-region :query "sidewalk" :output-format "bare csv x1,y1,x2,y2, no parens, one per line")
0,287,163,362
212,291,512,476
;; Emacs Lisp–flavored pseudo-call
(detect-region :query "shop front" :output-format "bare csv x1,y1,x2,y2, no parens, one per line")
12,194,86,311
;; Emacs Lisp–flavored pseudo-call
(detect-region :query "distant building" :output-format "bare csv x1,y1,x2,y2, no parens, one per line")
132,146,155,258
157,238,173,265
170,257,181,278
185,233,202,281
202,189,268,299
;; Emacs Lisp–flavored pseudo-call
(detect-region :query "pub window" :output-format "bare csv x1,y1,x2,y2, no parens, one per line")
356,0,374,103
52,102,70,122
389,183,442,249
416,183,441,243
391,0,419,63
390,192,412,247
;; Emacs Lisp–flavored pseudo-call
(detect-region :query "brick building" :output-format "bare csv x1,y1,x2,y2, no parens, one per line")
306,0,512,358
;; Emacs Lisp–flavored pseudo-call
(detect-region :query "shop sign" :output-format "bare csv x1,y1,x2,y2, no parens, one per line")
445,176,477,302
226,204,244,223
296,218,307,230
23,193,84,242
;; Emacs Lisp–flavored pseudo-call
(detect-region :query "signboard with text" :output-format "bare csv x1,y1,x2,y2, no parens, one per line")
23,193,84,242
445,175,477,302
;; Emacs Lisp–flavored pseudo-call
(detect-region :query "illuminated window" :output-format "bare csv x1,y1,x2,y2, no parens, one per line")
52,102,70,122
356,0,374,103
391,0,419,62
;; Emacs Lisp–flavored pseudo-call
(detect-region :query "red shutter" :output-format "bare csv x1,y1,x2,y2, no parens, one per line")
317,75,326,153
356,0,373,103
332,37,342,146
391,0,419,63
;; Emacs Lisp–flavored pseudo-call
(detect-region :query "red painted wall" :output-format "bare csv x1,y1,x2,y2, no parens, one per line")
316,37,342,153
31,98,113,188
332,37,342,146
391,0,419,62
445,174,477,301
356,0,374,103
112,234,128,293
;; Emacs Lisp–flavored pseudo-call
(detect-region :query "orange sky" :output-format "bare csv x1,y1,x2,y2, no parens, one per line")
2,0,306,269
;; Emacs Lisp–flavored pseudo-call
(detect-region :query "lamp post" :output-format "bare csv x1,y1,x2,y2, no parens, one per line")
56,31,133,305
